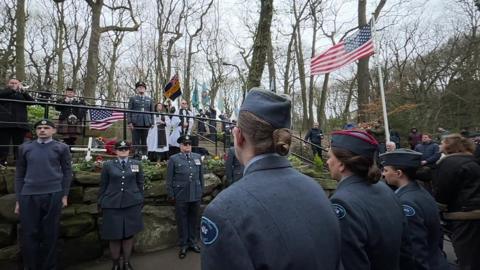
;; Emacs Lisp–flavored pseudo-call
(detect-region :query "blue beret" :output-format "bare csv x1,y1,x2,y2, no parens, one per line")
331,130,379,157
34,119,55,128
240,88,291,129
379,149,422,168
115,140,131,150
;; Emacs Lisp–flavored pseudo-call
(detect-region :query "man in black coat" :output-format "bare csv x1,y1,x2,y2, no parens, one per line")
0,78,35,164
304,122,323,157
54,87,87,147
224,146,243,185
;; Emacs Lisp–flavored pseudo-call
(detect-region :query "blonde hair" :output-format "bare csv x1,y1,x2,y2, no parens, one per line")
442,133,475,154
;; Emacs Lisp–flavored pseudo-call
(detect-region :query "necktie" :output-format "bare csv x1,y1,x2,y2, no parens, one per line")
186,154,190,160
121,160,126,169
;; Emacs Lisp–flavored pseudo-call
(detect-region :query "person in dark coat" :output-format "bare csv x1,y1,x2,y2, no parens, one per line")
415,134,441,166
207,106,217,141
15,119,72,270
179,100,194,136
167,135,204,259
54,87,87,147
304,122,324,157
201,88,341,270
408,128,422,150
327,129,413,270
197,109,207,136
127,81,154,159
380,149,450,270
0,78,35,164
98,140,144,270
433,134,480,270
224,146,243,185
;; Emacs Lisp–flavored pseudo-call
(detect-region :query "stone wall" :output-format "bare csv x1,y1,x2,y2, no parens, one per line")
0,162,336,266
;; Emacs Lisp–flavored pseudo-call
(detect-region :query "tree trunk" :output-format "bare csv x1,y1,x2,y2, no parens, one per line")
246,0,274,90
266,32,276,91
56,1,66,91
318,73,330,128
356,0,369,122
15,0,26,81
294,27,309,130
84,0,103,99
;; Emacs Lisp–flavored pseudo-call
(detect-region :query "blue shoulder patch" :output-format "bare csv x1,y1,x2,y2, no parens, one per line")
402,204,416,217
332,203,347,219
201,216,219,246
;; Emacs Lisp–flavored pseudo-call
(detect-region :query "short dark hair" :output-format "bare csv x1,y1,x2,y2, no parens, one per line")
390,166,417,180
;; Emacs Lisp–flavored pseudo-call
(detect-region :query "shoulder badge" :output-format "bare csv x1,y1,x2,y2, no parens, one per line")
332,203,347,219
201,216,219,246
402,204,416,217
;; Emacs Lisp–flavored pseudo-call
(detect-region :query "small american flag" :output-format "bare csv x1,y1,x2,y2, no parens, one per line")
89,109,124,130
310,25,374,75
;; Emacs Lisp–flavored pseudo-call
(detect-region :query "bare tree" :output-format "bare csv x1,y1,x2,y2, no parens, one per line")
246,0,274,90
15,0,26,80
83,0,140,99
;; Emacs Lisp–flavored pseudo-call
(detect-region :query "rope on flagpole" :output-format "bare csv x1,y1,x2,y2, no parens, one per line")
371,14,391,143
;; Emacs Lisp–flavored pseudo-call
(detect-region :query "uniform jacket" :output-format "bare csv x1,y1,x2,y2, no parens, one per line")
127,95,154,127
98,159,144,209
167,152,204,202
396,181,450,270
201,154,341,270
54,97,87,121
434,154,480,212
224,147,243,185
304,127,324,144
0,88,34,130
330,176,410,270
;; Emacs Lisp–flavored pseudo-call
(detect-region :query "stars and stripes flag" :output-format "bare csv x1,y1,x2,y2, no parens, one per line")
89,109,124,130
310,25,374,75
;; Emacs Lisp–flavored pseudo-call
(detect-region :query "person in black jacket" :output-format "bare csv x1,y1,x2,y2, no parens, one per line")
0,78,34,164
304,122,324,158
54,87,86,147
380,149,450,270
224,146,244,185
434,134,480,270
98,141,144,270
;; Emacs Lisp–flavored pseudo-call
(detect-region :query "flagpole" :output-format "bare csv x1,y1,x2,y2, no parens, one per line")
371,14,390,143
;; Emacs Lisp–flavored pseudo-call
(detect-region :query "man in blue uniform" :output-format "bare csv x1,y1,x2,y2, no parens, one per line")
200,88,341,270
127,81,154,159
167,135,204,259
380,149,450,270
15,119,72,270
224,146,243,186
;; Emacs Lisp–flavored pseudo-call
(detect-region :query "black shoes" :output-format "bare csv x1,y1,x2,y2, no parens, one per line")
179,247,188,259
111,263,121,270
123,261,134,270
189,244,201,253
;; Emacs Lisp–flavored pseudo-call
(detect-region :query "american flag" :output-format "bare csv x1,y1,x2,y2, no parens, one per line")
310,25,374,75
89,109,124,130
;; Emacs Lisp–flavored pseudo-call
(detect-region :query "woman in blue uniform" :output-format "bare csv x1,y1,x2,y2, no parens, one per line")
98,141,144,270
380,149,450,270
327,130,412,270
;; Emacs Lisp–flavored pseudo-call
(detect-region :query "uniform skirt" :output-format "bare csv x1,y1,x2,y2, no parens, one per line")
101,204,144,240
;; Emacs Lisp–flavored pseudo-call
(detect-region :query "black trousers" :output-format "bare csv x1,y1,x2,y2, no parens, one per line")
174,201,200,248
0,127,27,162
310,144,322,158
132,127,149,156
19,191,63,270
447,220,480,270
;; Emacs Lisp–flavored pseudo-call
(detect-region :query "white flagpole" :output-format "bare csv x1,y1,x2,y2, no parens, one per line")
371,14,390,143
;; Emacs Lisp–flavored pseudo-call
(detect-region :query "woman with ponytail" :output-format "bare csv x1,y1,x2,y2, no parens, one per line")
434,133,480,270
200,88,341,270
327,130,413,270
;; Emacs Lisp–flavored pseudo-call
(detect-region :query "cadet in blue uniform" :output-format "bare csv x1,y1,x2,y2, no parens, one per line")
127,81,154,158
15,119,72,270
201,88,341,270
380,149,450,270
224,146,243,185
327,130,412,270
98,141,144,270
167,135,204,259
